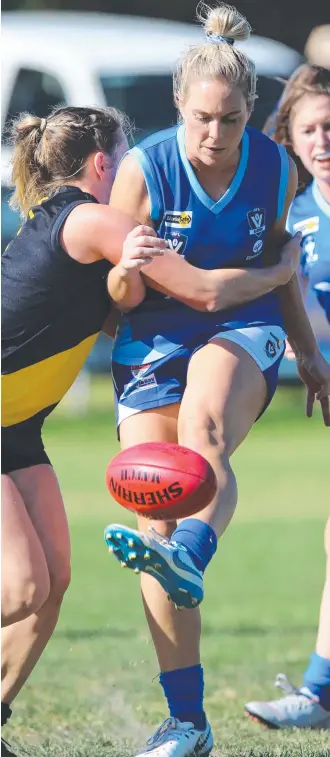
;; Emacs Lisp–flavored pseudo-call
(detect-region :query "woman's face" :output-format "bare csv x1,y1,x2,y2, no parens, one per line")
98,131,128,204
179,76,249,169
290,93,330,184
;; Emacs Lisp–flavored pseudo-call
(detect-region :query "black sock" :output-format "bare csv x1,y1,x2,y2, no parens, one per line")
1,702,12,727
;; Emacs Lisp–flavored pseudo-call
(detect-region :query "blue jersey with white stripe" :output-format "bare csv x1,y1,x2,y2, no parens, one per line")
114,124,289,360
287,182,330,317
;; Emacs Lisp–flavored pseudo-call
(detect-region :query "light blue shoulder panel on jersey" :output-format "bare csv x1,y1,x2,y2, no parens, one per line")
130,126,179,222
277,144,290,220
287,180,330,317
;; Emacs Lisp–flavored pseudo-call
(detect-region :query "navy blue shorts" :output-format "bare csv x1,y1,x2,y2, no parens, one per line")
112,323,286,430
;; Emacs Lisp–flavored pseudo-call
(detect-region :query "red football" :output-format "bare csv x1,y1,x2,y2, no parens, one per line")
105,441,217,520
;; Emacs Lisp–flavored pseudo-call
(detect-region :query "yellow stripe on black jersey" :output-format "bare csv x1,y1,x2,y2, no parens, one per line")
2,186,112,427
2,333,98,427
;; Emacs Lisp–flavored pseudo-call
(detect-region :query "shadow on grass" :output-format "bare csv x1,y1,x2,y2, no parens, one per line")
55,627,139,640
202,623,317,637
55,623,317,642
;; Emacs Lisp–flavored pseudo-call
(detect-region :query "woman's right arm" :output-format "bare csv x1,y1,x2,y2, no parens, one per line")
107,155,301,312
61,156,301,312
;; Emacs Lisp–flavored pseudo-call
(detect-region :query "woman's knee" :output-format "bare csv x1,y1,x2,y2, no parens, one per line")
2,565,51,625
178,405,238,518
179,401,227,457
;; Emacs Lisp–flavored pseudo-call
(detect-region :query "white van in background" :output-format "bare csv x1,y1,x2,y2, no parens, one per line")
1,12,303,248
6,12,323,383
2,11,303,152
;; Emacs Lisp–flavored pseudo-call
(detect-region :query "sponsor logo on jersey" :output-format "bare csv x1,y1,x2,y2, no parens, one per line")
246,238,264,260
247,208,266,237
125,370,157,394
131,364,151,379
164,211,192,229
164,230,188,256
134,374,157,391
293,216,319,235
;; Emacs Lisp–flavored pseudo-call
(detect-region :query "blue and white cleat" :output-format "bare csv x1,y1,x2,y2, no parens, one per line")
104,524,203,609
134,716,213,757
245,673,330,729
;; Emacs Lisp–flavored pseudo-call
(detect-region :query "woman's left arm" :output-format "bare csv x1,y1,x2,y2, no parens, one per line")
272,157,330,425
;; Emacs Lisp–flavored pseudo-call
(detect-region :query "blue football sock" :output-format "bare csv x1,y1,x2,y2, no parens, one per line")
159,664,206,730
303,652,330,711
171,518,217,572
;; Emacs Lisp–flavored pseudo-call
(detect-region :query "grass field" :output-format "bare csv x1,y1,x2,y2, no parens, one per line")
7,380,330,757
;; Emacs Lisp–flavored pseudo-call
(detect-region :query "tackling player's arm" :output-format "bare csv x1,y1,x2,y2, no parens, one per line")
60,155,301,313
108,154,302,312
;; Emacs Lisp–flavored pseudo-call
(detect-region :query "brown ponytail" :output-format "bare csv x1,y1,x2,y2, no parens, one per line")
8,105,130,216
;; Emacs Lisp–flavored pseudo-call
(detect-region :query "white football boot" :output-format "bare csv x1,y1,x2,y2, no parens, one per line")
134,716,213,757
104,524,203,609
245,673,330,729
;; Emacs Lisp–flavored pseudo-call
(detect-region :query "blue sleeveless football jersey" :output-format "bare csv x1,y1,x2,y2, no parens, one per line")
287,181,330,321
114,124,289,362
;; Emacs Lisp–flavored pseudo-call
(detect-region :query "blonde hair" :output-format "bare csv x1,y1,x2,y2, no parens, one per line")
8,105,130,217
174,2,257,111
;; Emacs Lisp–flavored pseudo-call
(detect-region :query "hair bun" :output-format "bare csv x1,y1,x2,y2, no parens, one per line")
197,1,251,43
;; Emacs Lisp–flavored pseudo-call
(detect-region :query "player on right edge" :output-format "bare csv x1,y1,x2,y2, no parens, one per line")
245,63,330,731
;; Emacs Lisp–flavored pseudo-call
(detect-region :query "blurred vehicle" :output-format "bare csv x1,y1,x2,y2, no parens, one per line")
2,11,303,181
3,11,320,383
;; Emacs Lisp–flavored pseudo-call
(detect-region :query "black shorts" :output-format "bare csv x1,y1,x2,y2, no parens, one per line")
1,414,51,475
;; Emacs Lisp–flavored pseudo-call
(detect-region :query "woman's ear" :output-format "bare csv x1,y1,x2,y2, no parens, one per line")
93,151,106,179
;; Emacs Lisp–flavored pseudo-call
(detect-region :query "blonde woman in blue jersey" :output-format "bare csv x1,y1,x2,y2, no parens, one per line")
105,4,330,755
245,64,330,730
1,104,300,755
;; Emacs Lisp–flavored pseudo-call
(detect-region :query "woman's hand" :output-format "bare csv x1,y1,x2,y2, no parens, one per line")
274,232,302,286
120,225,167,271
296,350,330,426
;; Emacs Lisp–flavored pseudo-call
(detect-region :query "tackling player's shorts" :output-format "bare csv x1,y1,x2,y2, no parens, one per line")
112,323,286,431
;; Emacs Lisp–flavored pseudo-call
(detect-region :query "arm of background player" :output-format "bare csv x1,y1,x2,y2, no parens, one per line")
271,157,319,355
108,154,301,312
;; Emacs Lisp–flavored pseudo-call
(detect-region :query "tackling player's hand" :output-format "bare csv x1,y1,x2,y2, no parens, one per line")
275,231,302,285
120,225,168,271
296,351,330,426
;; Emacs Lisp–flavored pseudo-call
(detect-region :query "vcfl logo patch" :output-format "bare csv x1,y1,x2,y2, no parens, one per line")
164,230,188,256
247,208,266,237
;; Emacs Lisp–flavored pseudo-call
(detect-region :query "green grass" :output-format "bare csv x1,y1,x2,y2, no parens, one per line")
7,382,330,757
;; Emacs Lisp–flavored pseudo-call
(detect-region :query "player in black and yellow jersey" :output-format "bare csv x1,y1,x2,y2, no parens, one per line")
1,104,307,754
1,105,168,755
